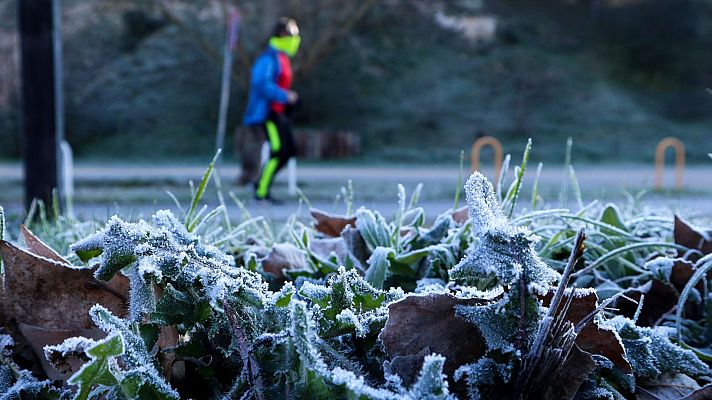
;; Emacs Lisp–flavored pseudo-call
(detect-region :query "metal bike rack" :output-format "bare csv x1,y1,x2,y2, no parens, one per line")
654,137,685,190
471,136,503,180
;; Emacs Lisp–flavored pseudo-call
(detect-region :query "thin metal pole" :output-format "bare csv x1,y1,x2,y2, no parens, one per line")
215,7,240,154
53,0,66,205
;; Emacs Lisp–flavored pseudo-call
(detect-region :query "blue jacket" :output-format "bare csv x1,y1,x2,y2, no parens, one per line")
242,47,289,126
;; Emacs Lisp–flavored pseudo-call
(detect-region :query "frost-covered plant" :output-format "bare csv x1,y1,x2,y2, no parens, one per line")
66,210,294,398
448,172,560,397
53,208,454,399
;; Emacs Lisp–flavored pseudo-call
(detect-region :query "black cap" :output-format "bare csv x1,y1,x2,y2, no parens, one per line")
272,17,299,37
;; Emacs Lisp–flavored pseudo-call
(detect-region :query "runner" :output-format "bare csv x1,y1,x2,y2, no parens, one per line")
242,18,300,203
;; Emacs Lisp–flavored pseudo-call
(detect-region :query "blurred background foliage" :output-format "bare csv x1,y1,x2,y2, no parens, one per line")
0,0,710,163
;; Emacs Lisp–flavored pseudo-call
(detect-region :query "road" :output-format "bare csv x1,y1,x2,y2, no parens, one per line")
0,163,710,222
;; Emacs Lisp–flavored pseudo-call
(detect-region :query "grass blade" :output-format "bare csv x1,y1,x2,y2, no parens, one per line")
454,150,464,210
531,162,543,211
185,150,221,226
505,138,532,218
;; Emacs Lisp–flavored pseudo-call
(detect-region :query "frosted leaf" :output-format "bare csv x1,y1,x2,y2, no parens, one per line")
329,367,404,400
299,267,399,339
299,281,331,302
356,208,392,251
120,366,180,399
43,336,96,362
89,305,153,369
450,226,558,289
290,300,328,372
415,279,448,294
0,370,60,400
454,286,503,301
408,354,453,400
644,256,676,283
0,366,12,394
464,172,506,235
574,378,617,400
0,335,13,353
454,357,513,400
336,309,367,337
87,306,179,398
126,265,157,322
137,257,164,282
456,302,517,354
267,281,295,307
609,317,709,380
451,172,559,290
366,246,395,289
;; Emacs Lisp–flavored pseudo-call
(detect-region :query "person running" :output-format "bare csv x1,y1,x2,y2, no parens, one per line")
242,17,301,203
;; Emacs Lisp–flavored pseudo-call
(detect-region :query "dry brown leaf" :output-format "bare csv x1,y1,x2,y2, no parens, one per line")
260,243,308,282
310,237,349,262
637,373,701,400
672,216,712,291
311,209,356,237
20,323,105,381
157,325,180,380
0,240,129,331
310,236,366,272
616,280,678,327
542,289,633,375
341,226,369,272
20,225,71,265
380,293,488,391
383,347,431,387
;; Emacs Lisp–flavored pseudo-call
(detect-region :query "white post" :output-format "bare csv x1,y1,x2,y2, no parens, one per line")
260,142,270,167
288,158,297,196
59,140,73,201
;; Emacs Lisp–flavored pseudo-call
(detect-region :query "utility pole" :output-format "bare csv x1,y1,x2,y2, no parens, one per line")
19,0,64,211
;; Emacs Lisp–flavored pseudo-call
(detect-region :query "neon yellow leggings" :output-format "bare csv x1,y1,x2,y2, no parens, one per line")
256,115,296,198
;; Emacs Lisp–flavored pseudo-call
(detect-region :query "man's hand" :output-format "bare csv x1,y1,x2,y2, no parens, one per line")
286,90,299,104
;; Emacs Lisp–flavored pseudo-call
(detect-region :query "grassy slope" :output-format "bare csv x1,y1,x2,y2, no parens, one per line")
300,3,711,164
1,1,709,163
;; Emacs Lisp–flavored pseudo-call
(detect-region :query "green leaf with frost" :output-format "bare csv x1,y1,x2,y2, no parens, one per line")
356,208,392,251
599,203,628,233
408,354,453,399
611,317,709,381
89,305,179,399
299,267,402,338
366,247,395,289
67,334,123,400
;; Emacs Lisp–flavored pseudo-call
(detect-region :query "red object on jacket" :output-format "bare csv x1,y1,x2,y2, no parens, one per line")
271,52,292,114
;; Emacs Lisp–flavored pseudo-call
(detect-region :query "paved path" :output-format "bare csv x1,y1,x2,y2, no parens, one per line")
0,163,710,222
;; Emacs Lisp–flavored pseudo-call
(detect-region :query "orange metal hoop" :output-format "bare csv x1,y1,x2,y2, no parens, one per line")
654,137,685,190
471,136,503,180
